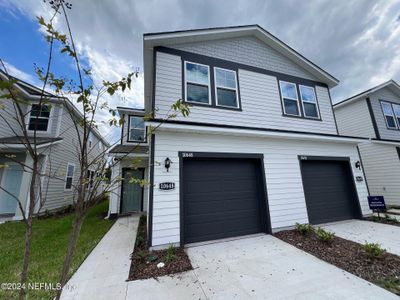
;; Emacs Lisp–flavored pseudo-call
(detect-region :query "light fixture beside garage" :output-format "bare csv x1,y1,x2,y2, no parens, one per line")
355,161,361,170
164,157,172,172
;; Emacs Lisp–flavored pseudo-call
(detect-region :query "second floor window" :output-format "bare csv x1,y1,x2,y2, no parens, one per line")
280,81,300,116
215,67,239,108
129,116,145,142
184,61,211,105
381,101,398,129
65,163,75,190
28,104,50,131
299,85,319,118
392,104,400,128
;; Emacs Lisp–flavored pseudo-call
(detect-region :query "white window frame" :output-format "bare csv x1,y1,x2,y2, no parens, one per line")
184,61,211,105
214,67,239,109
27,103,53,133
64,163,75,191
381,101,398,129
392,103,400,129
128,116,146,142
279,80,301,117
299,85,320,119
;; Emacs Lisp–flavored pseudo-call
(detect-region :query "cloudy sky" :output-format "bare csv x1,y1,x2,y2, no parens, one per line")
0,0,400,142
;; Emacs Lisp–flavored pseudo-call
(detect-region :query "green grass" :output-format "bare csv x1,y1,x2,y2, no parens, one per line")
0,200,115,299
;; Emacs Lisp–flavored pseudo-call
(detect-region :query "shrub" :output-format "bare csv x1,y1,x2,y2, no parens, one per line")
295,223,314,235
164,245,177,263
315,227,335,243
136,250,147,263
385,214,399,223
362,242,386,257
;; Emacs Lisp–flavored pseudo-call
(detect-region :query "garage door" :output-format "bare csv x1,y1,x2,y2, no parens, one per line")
182,157,268,244
300,159,361,224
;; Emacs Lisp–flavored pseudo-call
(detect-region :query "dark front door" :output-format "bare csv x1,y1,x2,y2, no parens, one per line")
121,168,144,213
182,157,267,244
300,159,361,224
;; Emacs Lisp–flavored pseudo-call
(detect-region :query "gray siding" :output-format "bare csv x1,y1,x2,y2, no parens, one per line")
154,52,338,135
173,36,317,80
358,142,400,205
0,91,23,137
370,87,400,141
334,99,376,138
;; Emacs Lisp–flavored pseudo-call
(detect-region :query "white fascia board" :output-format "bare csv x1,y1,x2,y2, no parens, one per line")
146,121,366,144
370,139,400,146
0,139,62,150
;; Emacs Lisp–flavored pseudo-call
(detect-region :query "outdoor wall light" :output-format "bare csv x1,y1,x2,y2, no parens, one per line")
355,161,361,170
164,157,172,172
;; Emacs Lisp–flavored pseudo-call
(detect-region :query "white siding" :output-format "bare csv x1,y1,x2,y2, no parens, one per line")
359,142,400,206
151,131,370,247
173,36,317,80
370,87,400,141
334,99,376,138
154,52,338,135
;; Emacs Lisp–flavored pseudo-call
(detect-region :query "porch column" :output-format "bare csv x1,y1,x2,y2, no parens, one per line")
14,153,33,220
108,160,121,218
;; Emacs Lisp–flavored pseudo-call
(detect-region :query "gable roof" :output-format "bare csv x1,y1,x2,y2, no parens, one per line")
143,24,339,88
333,80,400,109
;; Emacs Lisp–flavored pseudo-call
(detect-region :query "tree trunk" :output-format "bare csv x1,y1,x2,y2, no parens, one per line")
18,160,37,300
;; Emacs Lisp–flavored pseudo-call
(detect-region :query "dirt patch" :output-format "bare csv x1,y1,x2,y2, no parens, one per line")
128,216,192,281
275,229,400,295
364,216,400,227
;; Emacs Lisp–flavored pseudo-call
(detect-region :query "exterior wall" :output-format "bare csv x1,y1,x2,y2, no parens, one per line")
358,142,400,205
173,36,317,80
154,51,338,135
334,99,376,138
151,130,370,247
370,87,400,141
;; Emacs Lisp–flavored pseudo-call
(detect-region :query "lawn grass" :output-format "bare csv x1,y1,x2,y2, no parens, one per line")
0,200,115,299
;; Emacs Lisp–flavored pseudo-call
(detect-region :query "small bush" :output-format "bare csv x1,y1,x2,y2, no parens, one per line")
385,214,399,223
164,245,177,263
315,227,335,243
295,223,313,235
363,242,386,257
136,250,147,263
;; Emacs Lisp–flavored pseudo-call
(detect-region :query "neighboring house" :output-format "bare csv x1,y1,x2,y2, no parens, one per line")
334,80,400,206
109,24,372,249
108,107,149,217
0,71,109,220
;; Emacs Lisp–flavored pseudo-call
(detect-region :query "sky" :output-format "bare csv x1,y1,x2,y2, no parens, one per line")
0,0,400,142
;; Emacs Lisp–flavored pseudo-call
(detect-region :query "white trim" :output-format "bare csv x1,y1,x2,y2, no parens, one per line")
0,139,62,150
381,101,398,129
184,61,212,105
56,105,63,137
279,80,301,116
214,67,239,108
299,85,320,119
26,103,53,134
64,163,75,191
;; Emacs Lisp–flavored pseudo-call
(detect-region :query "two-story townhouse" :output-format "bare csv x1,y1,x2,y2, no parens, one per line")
110,25,372,249
334,80,400,206
0,71,109,220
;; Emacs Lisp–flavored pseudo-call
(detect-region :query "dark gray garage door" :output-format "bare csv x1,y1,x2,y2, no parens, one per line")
182,158,267,244
300,159,361,224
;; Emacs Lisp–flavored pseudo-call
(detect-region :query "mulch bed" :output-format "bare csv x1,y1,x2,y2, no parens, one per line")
364,216,400,227
128,215,193,280
275,229,400,295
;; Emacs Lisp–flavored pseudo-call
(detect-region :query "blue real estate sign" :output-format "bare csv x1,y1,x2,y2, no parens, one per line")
367,196,386,210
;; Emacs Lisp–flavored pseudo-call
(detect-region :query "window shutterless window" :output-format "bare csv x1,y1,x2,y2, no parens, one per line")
381,102,398,129
128,116,145,142
279,81,300,116
214,67,239,108
65,163,75,190
184,61,211,105
299,85,319,118
28,104,50,131
392,104,400,128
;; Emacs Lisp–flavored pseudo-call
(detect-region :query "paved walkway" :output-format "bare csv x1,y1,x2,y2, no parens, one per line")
321,219,400,256
126,235,396,299
61,215,140,300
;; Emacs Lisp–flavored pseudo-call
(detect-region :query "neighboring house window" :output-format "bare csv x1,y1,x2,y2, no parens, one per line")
184,61,211,105
87,170,95,188
299,85,319,118
88,132,93,149
214,67,239,108
28,104,51,131
392,104,400,128
381,101,398,129
98,141,102,151
65,163,75,190
129,116,145,142
279,81,300,116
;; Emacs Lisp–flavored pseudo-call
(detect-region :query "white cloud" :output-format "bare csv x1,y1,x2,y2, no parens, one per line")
1,61,38,85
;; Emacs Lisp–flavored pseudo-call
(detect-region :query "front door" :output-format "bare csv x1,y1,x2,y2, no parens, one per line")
121,168,144,213
0,163,23,215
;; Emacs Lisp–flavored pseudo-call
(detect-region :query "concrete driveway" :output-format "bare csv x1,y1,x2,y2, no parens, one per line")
321,219,400,256
127,235,397,299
